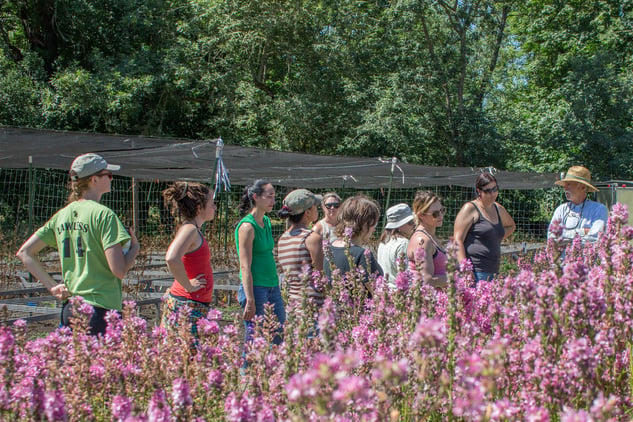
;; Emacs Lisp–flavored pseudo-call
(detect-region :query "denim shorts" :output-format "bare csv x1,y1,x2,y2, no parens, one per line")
474,272,496,284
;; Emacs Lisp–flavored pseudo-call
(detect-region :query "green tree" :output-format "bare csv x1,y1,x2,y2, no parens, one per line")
497,0,633,179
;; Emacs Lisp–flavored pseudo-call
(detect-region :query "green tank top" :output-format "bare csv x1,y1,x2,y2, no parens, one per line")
235,214,279,287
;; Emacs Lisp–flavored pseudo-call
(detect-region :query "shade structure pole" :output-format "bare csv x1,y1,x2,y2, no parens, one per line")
383,157,397,227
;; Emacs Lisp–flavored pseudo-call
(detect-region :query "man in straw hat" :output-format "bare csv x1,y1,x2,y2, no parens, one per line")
548,165,608,243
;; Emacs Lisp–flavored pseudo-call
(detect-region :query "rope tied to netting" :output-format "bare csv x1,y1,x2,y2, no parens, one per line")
213,139,231,196
481,166,498,176
377,157,405,184
191,138,231,196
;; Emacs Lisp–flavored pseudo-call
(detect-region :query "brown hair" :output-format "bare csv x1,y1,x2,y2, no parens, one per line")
412,190,440,225
162,181,210,221
475,172,498,192
378,227,407,244
238,179,271,215
334,194,380,239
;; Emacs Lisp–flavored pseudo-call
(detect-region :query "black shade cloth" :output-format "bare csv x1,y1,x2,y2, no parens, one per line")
0,126,556,189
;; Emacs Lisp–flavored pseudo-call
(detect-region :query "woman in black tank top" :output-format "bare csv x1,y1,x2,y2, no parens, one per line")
453,172,516,284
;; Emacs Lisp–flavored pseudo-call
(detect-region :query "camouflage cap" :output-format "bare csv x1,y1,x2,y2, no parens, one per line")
283,189,322,215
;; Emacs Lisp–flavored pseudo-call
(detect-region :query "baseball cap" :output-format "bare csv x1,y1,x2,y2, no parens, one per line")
283,189,322,215
70,153,120,180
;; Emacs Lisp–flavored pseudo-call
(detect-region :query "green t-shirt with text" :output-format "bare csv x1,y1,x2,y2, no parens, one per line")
36,200,130,310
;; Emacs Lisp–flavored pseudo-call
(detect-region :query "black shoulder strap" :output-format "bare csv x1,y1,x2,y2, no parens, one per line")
469,201,483,218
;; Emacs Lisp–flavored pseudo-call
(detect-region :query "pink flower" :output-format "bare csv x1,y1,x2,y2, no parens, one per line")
43,389,66,422
609,202,629,227
207,370,224,390
549,218,564,238
409,317,446,348
171,378,193,408
147,389,171,422
111,395,133,421
197,318,220,336
459,258,474,273
393,270,412,291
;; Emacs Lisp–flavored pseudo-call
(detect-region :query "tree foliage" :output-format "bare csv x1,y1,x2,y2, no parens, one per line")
0,0,632,178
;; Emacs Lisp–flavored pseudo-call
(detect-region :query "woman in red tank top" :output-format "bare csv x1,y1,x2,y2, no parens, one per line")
161,181,216,339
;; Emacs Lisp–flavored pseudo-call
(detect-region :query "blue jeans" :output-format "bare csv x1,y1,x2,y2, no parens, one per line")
474,272,496,284
238,285,286,345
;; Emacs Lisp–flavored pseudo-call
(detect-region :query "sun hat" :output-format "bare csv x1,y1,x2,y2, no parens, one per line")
385,203,415,229
555,166,598,193
70,153,120,180
282,189,322,215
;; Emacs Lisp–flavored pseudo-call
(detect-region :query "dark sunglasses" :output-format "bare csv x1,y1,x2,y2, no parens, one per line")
425,207,447,218
324,202,340,209
95,172,113,180
481,185,499,194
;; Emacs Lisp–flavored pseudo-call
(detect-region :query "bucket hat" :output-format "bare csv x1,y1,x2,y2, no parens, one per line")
555,166,598,192
385,203,415,229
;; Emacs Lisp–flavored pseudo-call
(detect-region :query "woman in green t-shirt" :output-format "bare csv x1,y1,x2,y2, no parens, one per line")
16,153,139,336
235,179,286,345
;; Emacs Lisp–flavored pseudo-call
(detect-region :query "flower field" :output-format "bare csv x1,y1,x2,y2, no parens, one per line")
2,204,633,421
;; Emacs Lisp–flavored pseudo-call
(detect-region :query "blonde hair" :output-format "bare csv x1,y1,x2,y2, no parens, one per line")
66,174,92,203
322,192,341,204
412,190,440,225
334,194,380,239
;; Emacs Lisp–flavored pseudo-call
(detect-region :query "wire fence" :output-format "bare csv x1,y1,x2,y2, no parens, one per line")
1,167,563,252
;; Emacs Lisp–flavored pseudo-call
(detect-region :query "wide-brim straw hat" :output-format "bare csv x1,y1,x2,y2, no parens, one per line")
555,166,598,192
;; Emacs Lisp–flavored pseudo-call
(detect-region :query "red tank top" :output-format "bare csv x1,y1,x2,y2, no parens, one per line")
169,234,214,303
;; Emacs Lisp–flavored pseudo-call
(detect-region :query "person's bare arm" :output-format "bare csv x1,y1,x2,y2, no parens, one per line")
313,220,324,236
453,203,476,263
105,228,140,279
305,231,324,271
422,237,447,287
17,235,70,300
497,203,516,240
238,223,256,321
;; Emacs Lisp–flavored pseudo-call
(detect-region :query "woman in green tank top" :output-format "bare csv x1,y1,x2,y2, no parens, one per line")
235,179,286,345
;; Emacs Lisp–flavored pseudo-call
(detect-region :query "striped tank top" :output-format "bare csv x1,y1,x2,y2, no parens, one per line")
277,227,324,306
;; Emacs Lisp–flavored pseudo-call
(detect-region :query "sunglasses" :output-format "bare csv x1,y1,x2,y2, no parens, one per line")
95,172,113,180
481,185,499,194
324,202,340,209
425,207,447,218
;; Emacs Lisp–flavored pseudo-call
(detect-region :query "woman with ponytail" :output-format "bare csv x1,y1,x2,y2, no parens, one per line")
17,153,139,336
235,180,285,345
161,181,216,338
277,189,324,310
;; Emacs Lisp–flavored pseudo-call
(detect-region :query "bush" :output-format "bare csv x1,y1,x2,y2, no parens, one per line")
1,204,632,420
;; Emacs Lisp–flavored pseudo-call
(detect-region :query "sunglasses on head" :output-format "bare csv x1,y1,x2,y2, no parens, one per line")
425,207,446,218
481,185,499,194
324,202,340,209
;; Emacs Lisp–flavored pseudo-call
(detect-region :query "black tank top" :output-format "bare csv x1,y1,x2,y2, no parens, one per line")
463,202,505,273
